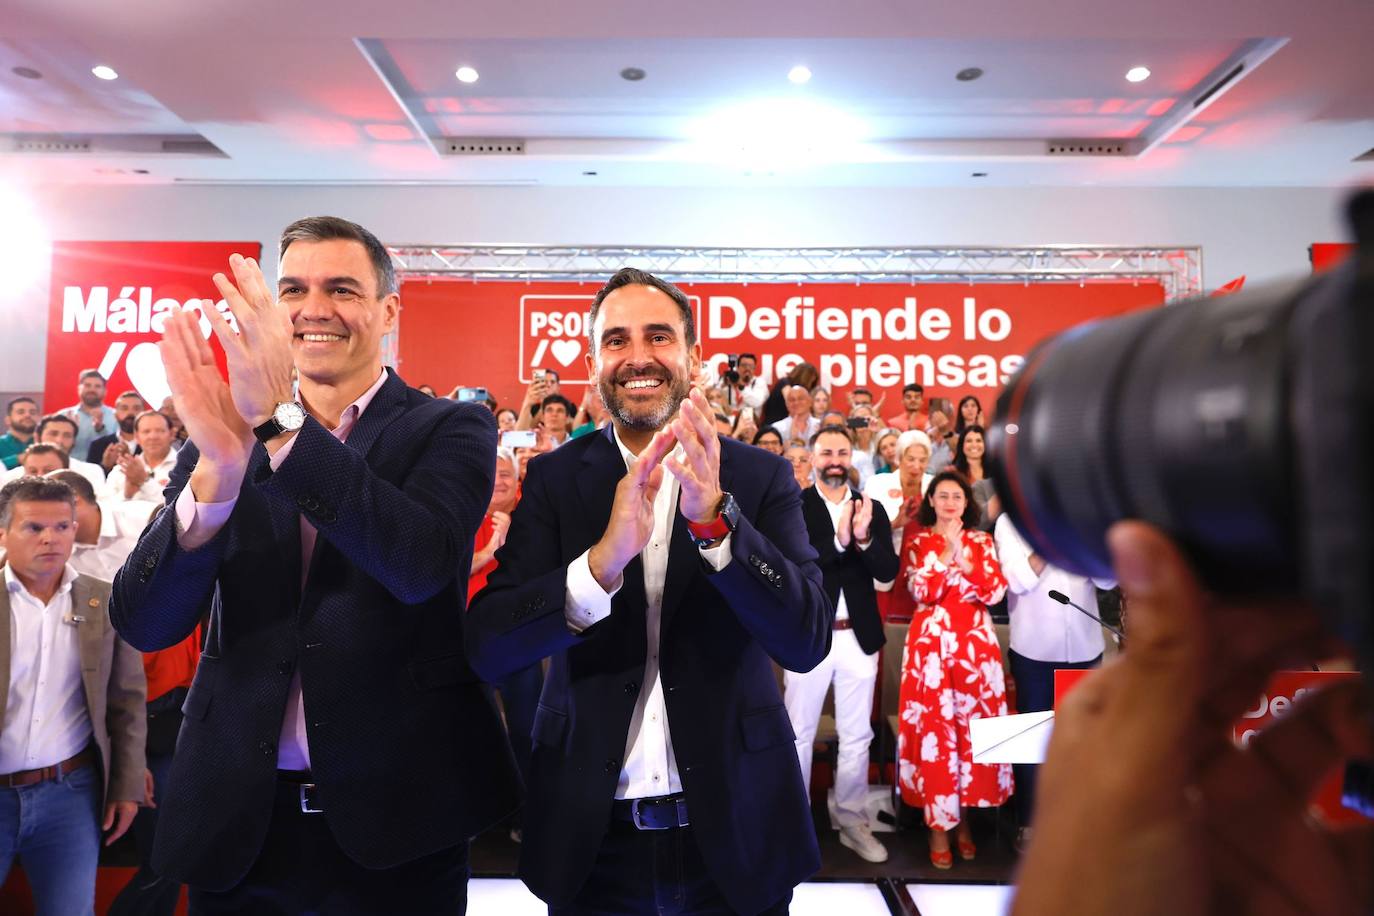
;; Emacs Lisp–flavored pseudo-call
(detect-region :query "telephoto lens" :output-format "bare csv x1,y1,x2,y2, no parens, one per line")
986,189,1373,695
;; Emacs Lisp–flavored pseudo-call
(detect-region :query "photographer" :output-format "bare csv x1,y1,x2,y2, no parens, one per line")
718,352,769,412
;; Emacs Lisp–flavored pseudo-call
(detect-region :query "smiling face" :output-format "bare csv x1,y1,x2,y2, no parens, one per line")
489,455,517,512
278,239,398,392
77,374,105,408
899,442,930,489
931,479,967,522
784,443,813,488
0,499,76,582
962,429,985,461
6,400,37,437
587,284,698,433
783,385,813,419
135,412,172,460
811,430,852,487
756,430,784,455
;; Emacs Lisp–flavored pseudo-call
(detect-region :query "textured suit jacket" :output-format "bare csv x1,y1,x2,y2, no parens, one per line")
0,572,147,807
110,370,520,891
799,484,899,656
466,427,834,916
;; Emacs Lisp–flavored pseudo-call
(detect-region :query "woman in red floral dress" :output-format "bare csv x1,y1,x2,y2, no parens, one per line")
897,469,1012,868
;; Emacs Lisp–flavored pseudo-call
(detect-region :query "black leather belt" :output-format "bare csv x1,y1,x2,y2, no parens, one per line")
611,794,689,830
277,769,324,814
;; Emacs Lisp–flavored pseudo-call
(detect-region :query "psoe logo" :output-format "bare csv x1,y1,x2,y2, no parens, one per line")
61,285,238,406
519,293,702,384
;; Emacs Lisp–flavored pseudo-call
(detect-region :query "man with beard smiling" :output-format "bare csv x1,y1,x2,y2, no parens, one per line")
0,397,38,470
467,267,833,915
61,370,118,462
784,426,898,864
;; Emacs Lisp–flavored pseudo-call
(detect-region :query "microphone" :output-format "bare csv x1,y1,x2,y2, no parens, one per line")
1047,589,1124,640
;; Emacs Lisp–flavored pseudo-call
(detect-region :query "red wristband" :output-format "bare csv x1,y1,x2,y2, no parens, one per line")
686,513,730,543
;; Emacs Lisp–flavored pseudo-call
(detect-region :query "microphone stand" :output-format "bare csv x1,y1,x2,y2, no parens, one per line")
1047,589,1125,641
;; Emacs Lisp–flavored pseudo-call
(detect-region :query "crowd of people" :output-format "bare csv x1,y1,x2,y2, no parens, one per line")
0,215,1360,916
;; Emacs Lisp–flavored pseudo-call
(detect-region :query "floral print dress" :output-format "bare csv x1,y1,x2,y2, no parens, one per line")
897,526,1013,829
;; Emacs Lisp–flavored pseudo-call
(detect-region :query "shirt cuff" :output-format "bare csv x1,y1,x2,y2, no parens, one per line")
699,533,733,571
832,535,846,553
174,485,237,550
268,433,298,471
565,549,619,634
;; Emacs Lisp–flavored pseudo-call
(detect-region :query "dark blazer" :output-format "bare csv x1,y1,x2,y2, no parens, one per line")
110,370,520,891
799,484,899,656
86,433,138,467
466,427,834,916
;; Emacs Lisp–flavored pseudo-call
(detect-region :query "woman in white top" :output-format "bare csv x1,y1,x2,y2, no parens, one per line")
862,429,935,620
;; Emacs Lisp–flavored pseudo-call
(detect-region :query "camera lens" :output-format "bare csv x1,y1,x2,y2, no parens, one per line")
986,278,1312,594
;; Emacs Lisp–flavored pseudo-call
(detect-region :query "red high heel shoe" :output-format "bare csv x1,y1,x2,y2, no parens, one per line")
956,834,977,861
929,831,954,870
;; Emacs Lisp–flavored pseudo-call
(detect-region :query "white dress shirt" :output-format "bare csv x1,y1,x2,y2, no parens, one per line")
769,414,820,446
813,483,884,621
105,451,178,504
563,426,732,800
0,564,94,773
2,457,107,492
70,499,154,583
994,515,1117,663
173,368,389,770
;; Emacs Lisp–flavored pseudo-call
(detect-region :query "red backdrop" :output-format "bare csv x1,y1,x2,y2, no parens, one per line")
43,241,257,410
397,280,1166,413
1311,242,1356,272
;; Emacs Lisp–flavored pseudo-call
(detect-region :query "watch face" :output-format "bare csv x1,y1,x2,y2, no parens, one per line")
275,401,307,430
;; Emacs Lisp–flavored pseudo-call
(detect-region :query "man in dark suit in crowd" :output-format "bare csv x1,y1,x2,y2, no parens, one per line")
86,390,146,472
467,267,834,915
111,216,519,913
786,425,898,864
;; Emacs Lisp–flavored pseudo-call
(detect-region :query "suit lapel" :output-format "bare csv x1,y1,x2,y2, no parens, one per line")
0,582,10,729
660,436,733,632
71,577,103,717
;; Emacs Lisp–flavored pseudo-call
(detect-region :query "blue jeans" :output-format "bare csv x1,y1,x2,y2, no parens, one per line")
0,761,103,916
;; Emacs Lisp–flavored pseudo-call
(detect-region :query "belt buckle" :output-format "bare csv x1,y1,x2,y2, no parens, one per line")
630,797,658,831
299,783,324,814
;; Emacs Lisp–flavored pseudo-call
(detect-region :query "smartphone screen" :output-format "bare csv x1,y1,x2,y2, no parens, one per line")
500,430,537,449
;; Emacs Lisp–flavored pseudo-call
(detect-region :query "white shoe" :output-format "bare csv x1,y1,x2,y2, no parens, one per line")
838,824,889,863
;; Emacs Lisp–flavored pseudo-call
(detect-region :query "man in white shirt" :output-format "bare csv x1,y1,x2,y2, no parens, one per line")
467,267,833,915
785,426,898,863
50,470,152,584
770,384,821,446
0,477,146,915
716,352,769,413
0,415,108,493
993,512,1117,846
105,411,178,504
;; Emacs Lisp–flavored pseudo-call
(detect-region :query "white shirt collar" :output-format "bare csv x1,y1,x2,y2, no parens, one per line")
3,562,78,600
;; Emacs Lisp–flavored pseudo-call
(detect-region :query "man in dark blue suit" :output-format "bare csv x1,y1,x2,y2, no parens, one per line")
111,216,519,913
466,268,834,915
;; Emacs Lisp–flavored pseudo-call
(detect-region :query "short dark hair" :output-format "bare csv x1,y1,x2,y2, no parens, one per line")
588,268,696,350
540,394,575,415
736,352,757,364
544,369,560,383
903,383,924,396
134,409,171,433
753,427,783,446
79,369,106,384
279,216,397,297
0,477,75,528
917,469,980,528
809,424,853,448
37,414,78,440
115,390,144,404
851,387,872,399
20,443,69,469
6,397,36,414
48,469,97,504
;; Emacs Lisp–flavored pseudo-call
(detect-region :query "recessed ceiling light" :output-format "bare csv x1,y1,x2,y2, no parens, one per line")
455,66,479,84
620,67,646,82
956,67,984,82
971,171,988,178
788,65,812,85
582,170,598,176
1125,66,1151,83
11,66,42,80
91,65,118,81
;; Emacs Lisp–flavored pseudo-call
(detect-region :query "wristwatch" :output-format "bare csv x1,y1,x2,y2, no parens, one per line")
687,491,740,548
253,401,307,443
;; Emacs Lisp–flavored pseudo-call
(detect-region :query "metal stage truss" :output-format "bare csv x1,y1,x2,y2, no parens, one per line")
388,245,1205,302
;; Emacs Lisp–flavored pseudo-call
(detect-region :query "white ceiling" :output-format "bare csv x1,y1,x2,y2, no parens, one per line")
1,0,1372,188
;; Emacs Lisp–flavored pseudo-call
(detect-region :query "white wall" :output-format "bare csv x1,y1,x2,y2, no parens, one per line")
1,183,1355,395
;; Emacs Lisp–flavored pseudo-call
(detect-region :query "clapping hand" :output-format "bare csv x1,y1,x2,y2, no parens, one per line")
665,388,723,525
588,426,676,591
204,254,296,430
851,493,874,545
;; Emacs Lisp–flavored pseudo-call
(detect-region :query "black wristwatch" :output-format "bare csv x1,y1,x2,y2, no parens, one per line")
687,491,741,548
253,401,307,443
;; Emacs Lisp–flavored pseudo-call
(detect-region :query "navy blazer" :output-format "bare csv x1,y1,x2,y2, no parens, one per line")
466,427,834,916
799,484,899,656
111,370,520,891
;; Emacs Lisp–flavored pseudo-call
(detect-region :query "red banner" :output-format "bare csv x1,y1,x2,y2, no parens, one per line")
1311,243,1356,272
43,241,258,410
398,280,1165,412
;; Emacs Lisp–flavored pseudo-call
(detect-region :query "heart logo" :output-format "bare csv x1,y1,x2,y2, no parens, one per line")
124,341,173,407
550,338,581,367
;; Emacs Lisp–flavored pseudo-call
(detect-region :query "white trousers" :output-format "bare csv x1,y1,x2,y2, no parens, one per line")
783,627,879,828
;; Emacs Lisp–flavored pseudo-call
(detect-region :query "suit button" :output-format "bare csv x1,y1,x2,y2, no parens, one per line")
604,760,620,774
277,660,292,675
748,554,760,566
304,642,322,650
144,556,157,569
258,741,275,756
624,681,638,695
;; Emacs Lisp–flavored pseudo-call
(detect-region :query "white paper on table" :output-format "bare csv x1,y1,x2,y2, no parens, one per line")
969,710,1055,764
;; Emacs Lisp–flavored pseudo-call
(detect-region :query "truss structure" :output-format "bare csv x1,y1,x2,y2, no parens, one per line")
389,244,1205,301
